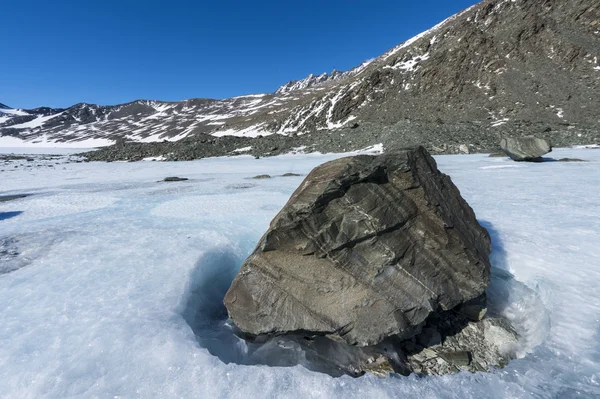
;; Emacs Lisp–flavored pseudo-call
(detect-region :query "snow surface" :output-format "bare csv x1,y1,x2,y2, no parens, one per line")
7,112,64,129
1,148,600,398
0,135,114,148
0,108,29,116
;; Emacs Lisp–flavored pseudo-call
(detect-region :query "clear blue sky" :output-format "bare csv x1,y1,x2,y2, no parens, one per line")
1,0,478,109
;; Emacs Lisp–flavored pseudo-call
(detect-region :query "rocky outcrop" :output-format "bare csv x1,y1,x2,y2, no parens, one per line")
235,308,518,377
224,146,492,346
500,137,552,161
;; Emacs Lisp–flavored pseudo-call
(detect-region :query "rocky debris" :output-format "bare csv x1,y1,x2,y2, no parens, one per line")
500,137,552,162
0,194,29,203
162,176,188,182
557,158,587,162
400,311,518,376
231,295,517,378
78,119,600,163
252,174,271,179
224,146,492,347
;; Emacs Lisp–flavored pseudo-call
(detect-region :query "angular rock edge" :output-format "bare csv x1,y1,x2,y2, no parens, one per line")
224,146,492,347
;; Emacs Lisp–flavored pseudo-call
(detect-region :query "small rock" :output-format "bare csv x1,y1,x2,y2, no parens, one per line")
439,351,472,367
459,144,470,154
456,294,487,321
252,174,271,179
162,177,189,182
500,137,552,162
362,355,395,377
281,173,302,177
488,153,507,158
557,158,587,162
0,195,29,203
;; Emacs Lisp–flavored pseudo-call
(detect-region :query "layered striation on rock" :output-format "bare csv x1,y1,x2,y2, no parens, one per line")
500,137,552,161
224,146,491,346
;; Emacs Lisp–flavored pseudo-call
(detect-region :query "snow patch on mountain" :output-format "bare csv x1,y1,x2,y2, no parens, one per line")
0,108,29,116
8,112,65,129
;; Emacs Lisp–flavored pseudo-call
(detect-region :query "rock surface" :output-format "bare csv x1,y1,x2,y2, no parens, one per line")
500,137,552,161
400,311,518,376
233,309,518,378
224,146,491,346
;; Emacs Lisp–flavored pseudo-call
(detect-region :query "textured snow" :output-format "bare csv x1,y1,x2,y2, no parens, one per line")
232,146,252,153
8,112,64,129
1,148,600,398
386,53,431,72
491,118,510,127
212,124,270,138
0,135,113,148
142,155,167,161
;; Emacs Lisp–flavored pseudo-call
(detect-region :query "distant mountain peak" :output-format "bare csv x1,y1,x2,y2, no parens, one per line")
275,59,374,94
0,102,10,109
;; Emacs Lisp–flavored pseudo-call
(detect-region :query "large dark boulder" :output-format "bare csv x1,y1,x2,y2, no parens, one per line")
224,146,491,346
500,137,552,162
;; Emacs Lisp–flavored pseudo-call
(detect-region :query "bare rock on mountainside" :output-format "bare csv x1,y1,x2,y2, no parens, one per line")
3,0,600,156
224,146,492,347
500,137,552,161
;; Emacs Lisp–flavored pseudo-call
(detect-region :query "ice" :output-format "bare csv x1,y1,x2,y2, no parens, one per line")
0,135,114,148
1,148,600,397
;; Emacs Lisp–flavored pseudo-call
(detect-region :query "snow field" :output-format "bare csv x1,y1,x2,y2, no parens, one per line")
0,148,599,398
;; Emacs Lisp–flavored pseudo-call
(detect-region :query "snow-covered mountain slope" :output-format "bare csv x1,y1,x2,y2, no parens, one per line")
1,148,599,397
1,0,599,148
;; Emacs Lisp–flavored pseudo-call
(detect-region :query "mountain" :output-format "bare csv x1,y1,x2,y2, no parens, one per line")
2,0,599,152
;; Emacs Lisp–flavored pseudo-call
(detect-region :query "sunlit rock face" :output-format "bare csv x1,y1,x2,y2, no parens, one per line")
224,146,491,347
500,137,552,162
